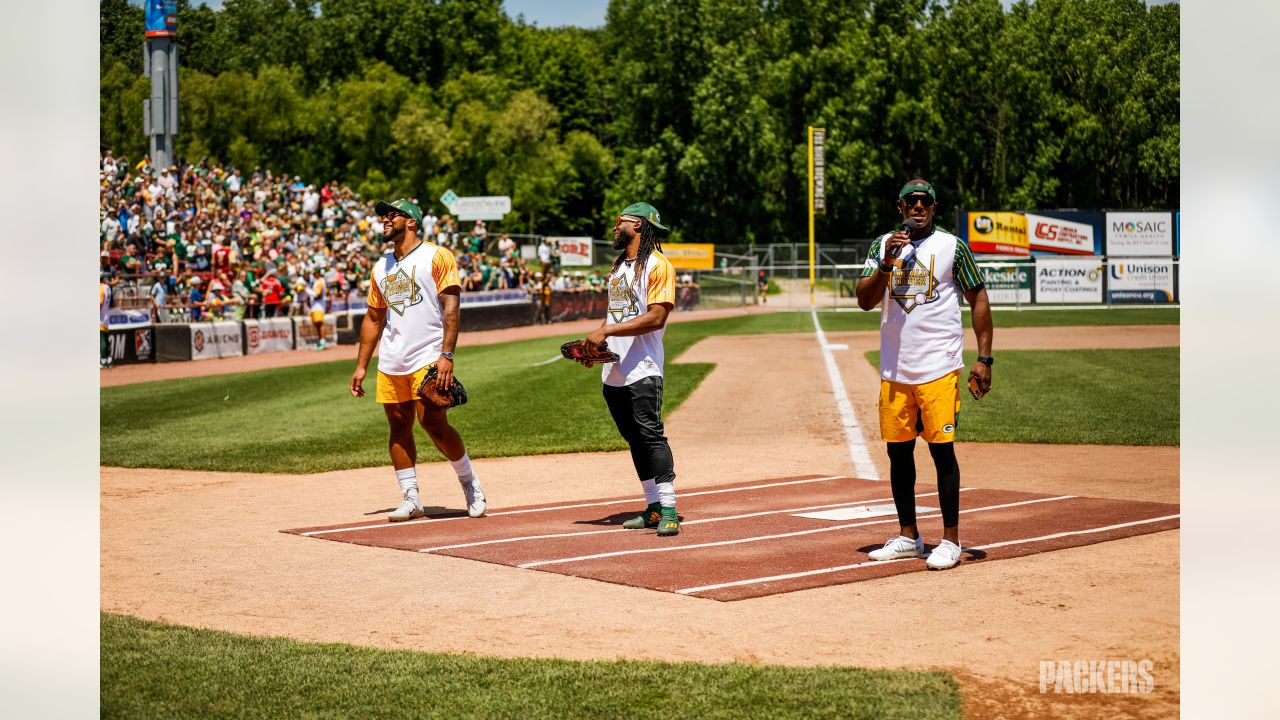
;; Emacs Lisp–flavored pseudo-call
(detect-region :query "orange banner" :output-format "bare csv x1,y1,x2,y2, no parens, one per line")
967,212,1030,256
662,243,716,270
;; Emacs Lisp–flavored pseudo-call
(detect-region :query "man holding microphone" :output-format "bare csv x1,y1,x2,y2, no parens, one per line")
855,179,994,570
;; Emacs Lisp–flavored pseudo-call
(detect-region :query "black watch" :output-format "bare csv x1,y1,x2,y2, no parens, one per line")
976,355,994,367
440,351,454,361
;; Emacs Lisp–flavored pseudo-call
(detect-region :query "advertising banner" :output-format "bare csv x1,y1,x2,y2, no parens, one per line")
243,317,295,355
190,321,244,360
293,314,338,349
107,308,154,329
461,289,529,307
976,260,1033,304
811,127,826,214
1107,259,1176,303
551,237,594,267
550,291,609,323
663,243,716,270
967,212,1029,256
1026,213,1096,255
1035,258,1105,303
1105,212,1174,256
105,326,156,365
145,0,177,38
449,196,512,221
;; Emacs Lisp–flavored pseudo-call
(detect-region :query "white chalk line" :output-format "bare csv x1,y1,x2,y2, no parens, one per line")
518,494,1073,569
530,355,563,366
417,488,977,552
301,475,846,536
676,513,1180,595
812,310,880,479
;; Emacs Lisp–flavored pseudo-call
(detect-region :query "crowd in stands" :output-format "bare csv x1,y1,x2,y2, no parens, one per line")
97,150,611,324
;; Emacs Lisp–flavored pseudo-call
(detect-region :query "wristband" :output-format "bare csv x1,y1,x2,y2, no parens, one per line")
976,355,993,366
878,262,893,274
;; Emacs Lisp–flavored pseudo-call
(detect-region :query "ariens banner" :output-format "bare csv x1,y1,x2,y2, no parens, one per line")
967,212,1029,256
663,243,716,270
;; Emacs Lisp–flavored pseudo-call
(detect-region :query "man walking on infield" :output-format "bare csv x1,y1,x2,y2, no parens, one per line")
574,202,681,536
349,198,486,522
856,179,993,570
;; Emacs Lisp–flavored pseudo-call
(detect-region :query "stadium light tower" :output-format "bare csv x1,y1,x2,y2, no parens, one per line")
143,1,178,169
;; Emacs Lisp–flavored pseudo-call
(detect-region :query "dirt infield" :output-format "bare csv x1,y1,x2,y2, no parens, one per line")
100,320,1179,718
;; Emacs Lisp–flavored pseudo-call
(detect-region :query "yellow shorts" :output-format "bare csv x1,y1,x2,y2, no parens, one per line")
375,364,434,404
309,310,325,324
878,370,961,443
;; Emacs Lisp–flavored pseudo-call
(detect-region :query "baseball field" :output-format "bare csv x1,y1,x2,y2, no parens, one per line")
100,306,1179,719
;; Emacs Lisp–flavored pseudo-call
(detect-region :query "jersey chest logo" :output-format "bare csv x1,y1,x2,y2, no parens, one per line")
607,274,640,323
382,266,423,316
889,254,940,313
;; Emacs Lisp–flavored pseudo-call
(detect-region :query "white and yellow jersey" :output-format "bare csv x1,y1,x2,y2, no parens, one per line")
862,228,985,385
601,250,675,387
307,278,327,313
99,282,111,332
366,242,461,375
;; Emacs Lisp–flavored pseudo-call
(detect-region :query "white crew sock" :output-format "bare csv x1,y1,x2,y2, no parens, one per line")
396,467,419,500
658,481,676,509
641,478,659,505
450,452,474,482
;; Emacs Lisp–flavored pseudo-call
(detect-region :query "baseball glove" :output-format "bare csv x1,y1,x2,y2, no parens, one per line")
415,366,468,409
560,340,620,365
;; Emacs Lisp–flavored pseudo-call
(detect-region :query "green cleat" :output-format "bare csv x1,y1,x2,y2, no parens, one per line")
656,509,680,537
622,503,662,529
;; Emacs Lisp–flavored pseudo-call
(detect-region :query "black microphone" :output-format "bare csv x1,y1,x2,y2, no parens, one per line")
891,218,919,258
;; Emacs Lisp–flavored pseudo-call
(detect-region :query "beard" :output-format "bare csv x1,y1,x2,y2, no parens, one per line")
612,229,631,251
384,223,403,242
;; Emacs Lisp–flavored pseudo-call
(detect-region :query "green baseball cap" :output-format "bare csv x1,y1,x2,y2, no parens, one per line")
619,202,670,236
898,180,936,201
375,198,423,227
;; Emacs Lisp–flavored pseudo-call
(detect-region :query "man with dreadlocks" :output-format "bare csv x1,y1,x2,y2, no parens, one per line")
576,202,681,536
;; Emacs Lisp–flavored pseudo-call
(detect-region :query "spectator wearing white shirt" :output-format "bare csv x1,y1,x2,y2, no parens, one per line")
422,209,438,237
537,237,553,272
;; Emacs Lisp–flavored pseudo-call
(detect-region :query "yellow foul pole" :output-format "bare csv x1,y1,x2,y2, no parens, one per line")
807,126,815,306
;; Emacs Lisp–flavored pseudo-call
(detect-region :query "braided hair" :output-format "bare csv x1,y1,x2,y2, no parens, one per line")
611,220,663,290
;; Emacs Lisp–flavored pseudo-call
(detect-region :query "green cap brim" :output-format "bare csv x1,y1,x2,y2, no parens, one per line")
898,182,936,200
620,202,670,236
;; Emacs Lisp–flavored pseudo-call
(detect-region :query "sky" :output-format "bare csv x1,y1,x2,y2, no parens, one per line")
171,1,1178,29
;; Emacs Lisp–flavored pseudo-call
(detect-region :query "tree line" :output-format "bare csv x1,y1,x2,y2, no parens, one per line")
100,0,1179,242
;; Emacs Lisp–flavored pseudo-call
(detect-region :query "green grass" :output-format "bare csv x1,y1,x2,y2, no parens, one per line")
101,308,1179,471
866,348,1179,446
102,613,961,720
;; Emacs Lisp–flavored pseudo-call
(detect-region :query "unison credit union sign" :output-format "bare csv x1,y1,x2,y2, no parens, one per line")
1107,259,1175,303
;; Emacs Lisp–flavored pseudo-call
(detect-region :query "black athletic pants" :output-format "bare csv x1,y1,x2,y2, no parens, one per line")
887,439,960,528
602,376,676,485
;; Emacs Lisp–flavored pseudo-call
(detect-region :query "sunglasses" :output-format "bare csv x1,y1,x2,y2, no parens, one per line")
901,194,935,208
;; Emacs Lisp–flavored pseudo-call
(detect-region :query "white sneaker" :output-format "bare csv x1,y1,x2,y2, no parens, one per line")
460,474,486,518
926,539,963,570
388,494,424,522
869,535,925,561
